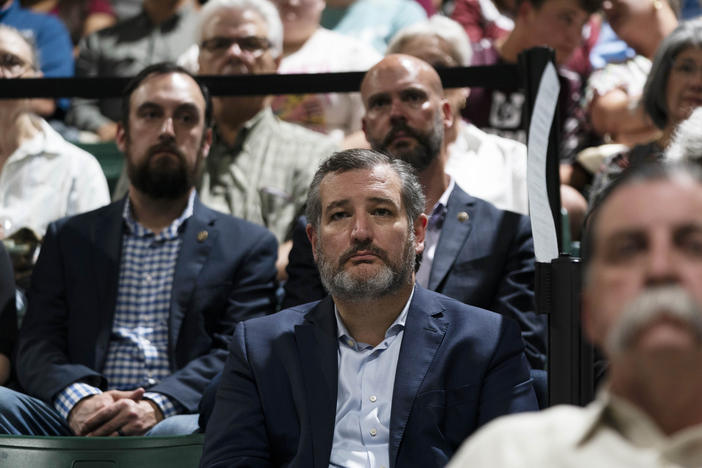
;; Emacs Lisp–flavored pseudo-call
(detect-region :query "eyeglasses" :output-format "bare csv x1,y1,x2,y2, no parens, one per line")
200,36,271,57
0,53,32,78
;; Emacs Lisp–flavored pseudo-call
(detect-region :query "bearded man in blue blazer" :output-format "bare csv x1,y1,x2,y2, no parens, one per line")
0,63,278,437
201,148,537,467
284,54,545,371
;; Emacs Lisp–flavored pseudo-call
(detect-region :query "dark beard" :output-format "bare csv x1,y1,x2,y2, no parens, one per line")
373,115,443,172
126,139,201,200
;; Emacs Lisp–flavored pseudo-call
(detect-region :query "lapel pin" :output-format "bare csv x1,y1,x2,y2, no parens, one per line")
457,212,469,222
197,230,208,242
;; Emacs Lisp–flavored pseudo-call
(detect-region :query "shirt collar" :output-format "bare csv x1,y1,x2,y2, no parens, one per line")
575,386,702,450
122,190,196,239
334,286,415,348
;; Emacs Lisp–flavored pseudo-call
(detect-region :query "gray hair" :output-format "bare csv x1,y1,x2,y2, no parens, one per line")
666,107,702,163
386,16,472,67
305,149,426,231
0,24,39,70
198,0,284,58
643,18,702,129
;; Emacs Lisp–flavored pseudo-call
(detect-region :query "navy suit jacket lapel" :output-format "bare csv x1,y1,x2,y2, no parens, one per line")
429,186,476,290
169,197,217,360
389,287,448,467
93,200,126,369
294,296,338,468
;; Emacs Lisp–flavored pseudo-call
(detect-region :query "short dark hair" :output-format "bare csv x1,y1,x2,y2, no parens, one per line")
305,149,426,231
643,19,702,129
120,62,213,128
517,0,601,14
582,161,702,272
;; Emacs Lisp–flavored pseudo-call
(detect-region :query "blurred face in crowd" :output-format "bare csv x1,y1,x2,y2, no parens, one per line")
519,0,589,64
390,35,469,127
0,28,35,79
583,175,702,362
198,7,278,76
666,47,702,128
0,27,38,114
603,0,669,55
117,72,212,199
361,55,451,173
271,0,324,46
307,165,425,301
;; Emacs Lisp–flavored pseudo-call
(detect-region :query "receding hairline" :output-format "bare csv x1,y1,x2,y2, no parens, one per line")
361,54,444,98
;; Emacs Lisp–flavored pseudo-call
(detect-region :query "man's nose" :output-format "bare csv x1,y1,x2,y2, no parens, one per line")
351,213,372,242
160,117,176,138
225,41,246,59
389,99,407,124
645,239,679,286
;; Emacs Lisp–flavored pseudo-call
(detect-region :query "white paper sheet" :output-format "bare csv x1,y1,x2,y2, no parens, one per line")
527,62,560,263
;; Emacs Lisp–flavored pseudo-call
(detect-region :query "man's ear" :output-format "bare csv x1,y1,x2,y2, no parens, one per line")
306,223,318,261
115,122,127,152
441,99,452,131
414,213,428,256
201,127,213,159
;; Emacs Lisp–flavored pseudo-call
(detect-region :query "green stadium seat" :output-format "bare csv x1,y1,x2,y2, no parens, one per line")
74,142,125,195
0,433,204,468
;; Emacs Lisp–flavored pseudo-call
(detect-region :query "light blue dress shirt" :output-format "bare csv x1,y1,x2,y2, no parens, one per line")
329,288,414,468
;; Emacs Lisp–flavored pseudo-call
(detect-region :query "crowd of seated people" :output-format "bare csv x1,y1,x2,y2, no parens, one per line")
1,0,702,466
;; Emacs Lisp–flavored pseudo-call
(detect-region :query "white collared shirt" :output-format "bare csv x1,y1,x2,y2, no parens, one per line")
0,117,109,237
448,387,702,468
330,287,415,468
446,120,528,215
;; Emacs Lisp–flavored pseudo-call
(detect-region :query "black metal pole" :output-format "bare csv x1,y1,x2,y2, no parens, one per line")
519,47,594,407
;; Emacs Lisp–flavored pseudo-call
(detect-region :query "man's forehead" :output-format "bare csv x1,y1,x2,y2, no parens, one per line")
595,178,702,240
131,72,205,110
320,166,403,206
203,8,268,38
362,56,442,97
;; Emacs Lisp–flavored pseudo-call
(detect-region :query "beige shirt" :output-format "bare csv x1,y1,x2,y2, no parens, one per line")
448,389,702,468
199,107,338,243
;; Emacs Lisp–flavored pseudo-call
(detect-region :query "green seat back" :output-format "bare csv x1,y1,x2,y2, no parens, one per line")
0,433,204,468
74,142,125,195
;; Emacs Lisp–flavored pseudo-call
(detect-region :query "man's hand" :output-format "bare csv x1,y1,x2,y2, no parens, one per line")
68,390,136,436
83,391,164,436
68,388,156,436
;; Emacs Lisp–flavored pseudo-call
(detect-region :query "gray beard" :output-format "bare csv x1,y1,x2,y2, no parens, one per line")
316,231,416,302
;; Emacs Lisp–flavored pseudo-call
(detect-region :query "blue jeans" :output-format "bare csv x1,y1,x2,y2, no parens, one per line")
0,387,198,436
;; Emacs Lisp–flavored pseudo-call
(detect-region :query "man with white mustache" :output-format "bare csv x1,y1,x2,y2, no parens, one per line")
448,161,702,468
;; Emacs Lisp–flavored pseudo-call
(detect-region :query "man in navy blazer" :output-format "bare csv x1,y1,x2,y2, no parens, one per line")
284,54,545,370
201,149,537,467
0,63,277,437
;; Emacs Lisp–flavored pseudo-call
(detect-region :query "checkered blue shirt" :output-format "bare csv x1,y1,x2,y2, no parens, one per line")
54,192,195,420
